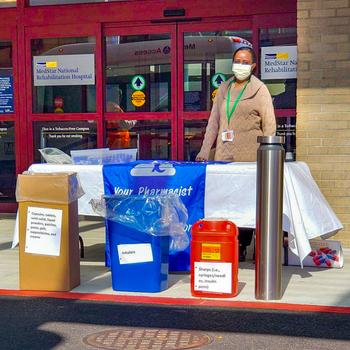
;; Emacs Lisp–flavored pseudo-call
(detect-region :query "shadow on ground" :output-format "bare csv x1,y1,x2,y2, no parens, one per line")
0,294,350,349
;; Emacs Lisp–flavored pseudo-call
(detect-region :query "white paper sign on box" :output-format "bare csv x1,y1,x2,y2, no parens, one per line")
25,207,63,256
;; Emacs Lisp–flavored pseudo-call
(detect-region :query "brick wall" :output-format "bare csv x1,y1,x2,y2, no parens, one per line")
297,0,350,246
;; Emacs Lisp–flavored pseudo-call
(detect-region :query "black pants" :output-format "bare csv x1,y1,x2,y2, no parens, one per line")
238,228,254,258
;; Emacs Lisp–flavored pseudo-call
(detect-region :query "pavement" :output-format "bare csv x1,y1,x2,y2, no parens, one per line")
0,295,350,349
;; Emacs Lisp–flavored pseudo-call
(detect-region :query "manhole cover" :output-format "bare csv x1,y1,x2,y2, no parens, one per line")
83,327,212,350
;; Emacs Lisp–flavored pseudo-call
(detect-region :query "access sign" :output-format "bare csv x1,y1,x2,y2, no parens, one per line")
211,73,226,89
131,90,146,107
131,75,146,91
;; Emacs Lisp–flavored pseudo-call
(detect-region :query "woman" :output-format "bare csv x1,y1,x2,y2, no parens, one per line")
196,46,276,162
196,46,276,261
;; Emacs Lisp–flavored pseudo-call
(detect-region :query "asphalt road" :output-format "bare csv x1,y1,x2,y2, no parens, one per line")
0,295,349,350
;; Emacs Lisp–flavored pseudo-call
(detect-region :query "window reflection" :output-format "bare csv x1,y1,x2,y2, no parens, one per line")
105,34,171,113
184,30,253,112
33,120,97,162
184,119,209,161
31,37,96,113
0,121,15,201
106,119,171,160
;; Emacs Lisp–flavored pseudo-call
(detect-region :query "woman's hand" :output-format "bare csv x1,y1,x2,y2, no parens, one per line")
195,155,208,162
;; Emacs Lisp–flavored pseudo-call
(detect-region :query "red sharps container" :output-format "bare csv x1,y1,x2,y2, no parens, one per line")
191,219,239,298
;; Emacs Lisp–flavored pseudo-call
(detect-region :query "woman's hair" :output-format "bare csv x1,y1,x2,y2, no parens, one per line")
233,46,256,64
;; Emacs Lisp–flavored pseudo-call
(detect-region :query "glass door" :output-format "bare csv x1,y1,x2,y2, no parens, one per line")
103,21,254,161
177,20,253,161
0,27,18,208
25,24,101,164
104,24,177,160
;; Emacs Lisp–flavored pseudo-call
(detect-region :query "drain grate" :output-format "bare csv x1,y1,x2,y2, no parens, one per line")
83,327,212,350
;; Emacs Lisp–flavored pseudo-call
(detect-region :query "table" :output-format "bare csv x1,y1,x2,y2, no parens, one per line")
25,162,343,263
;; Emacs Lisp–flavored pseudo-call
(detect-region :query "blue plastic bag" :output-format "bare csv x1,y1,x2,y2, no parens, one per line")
93,193,189,252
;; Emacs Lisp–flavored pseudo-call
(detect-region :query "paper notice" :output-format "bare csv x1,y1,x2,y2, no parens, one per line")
117,244,153,264
194,261,232,294
25,207,63,256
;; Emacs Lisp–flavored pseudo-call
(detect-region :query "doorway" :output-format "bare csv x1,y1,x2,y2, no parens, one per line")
103,20,253,160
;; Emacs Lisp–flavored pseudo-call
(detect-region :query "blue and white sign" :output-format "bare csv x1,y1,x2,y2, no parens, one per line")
0,76,14,114
103,161,207,271
33,54,95,86
261,46,297,80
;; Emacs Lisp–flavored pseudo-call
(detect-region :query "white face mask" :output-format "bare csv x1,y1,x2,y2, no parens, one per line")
232,63,252,81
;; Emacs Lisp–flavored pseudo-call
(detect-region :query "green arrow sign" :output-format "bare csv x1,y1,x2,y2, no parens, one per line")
131,75,146,91
211,73,226,88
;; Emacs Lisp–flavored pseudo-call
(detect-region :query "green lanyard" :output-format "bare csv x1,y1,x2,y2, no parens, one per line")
226,80,249,125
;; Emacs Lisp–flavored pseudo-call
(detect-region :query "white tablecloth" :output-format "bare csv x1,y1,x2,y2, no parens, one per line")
28,164,104,216
205,162,343,262
22,162,343,263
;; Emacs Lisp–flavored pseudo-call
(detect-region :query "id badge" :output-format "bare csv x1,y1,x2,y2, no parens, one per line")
221,130,234,142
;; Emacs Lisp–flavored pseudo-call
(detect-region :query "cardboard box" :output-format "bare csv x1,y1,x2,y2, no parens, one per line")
17,172,81,291
287,239,343,268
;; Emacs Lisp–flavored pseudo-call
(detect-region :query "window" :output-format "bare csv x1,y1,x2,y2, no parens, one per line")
106,120,171,160
276,115,296,161
260,27,297,160
183,30,253,111
0,1,16,8
260,27,297,110
31,37,96,113
33,120,97,162
183,119,208,161
105,34,171,113
0,121,15,201
0,40,15,200
30,0,126,6
0,41,14,114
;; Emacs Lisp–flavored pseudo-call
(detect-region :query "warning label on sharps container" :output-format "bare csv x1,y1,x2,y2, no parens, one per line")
194,261,232,293
201,243,221,260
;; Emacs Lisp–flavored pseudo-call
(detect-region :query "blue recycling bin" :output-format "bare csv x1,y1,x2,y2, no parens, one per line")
107,221,169,292
105,196,170,293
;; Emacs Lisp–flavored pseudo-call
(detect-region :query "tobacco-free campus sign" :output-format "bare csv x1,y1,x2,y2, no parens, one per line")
261,46,297,80
131,90,146,107
33,54,95,86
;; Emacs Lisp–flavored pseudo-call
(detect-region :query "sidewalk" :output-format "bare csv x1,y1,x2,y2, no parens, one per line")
1,214,350,309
